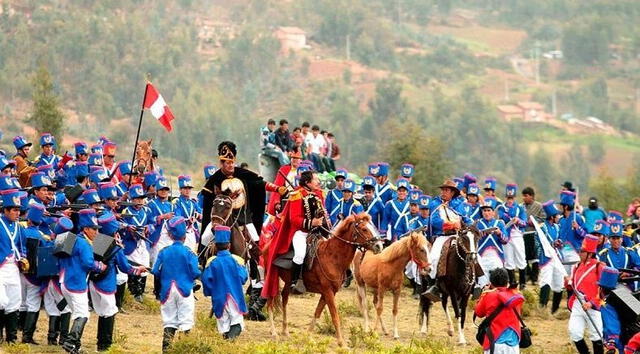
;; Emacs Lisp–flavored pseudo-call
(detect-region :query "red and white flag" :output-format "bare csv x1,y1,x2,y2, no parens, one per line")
143,83,175,132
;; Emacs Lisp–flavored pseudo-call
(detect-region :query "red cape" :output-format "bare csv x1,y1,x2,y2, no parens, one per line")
267,165,292,215
262,187,324,298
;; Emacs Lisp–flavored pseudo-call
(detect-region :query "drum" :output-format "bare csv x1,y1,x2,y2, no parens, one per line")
25,238,40,275
92,233,119,262
37,245,59,277
53,232,77,257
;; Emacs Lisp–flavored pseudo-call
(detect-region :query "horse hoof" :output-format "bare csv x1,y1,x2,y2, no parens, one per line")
458,340,467,345
447,329,453,337
393,335,400,340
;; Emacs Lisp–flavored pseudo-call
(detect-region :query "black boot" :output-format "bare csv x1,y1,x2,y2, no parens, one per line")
410,279,420,299
62,317,88,353
290,263,306,295
343,268,353,288
574,339,590,354
421,277,442,302
539,285,550,308
223,323,242,340
47,315,60,345
0,310,5,344
18,310,26,331
58,312,71,345
115,283,127,313
162,327,177,352
5,310,19,343
530,262,539,285
551,291,563,314
592,340,604,354
247,287,267,321
97,315,115,351
518,269,526,290
22,311,40,344
153,275,161,300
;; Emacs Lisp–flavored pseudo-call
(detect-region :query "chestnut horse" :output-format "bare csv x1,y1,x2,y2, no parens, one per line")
133,139,154,175
266,213,383,346
418,225,482,344
353,231,431,338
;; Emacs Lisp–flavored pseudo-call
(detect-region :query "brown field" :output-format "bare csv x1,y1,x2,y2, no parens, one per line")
1,278,577,353
426,25,527,56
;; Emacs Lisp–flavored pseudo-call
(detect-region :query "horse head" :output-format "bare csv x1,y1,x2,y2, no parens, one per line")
459,224,481,263
336,213,383,254
408,231,431,271
134,139,153,174
210,194,233,226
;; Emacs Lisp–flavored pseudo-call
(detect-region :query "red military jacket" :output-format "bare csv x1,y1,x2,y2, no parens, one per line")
474,287,525,350
568,258,604,310
266,164,293,216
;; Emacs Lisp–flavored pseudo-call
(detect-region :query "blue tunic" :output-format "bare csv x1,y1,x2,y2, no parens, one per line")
601,303,622,352
58,234,103,292
558,212,586,253
0,215,26,266
120,206,151,255
151,241,201,303
202,250,248,318
325,189,343,222
92,249,135,294
375,181,396,205
20,225,48,286
34,153,61,169
539,221,560,266
330,198,364,225
362,197,385,232
147,198,174,246
477,218,508,260
381,198,409,239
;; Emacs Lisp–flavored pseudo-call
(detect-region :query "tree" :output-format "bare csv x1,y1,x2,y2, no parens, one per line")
29,64,65,139
368,77,407,125
589,171,626,212
530,148,557,199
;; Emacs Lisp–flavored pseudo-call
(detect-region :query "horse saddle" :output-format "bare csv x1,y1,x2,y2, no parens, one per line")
273,234,322,270
437,237,455,278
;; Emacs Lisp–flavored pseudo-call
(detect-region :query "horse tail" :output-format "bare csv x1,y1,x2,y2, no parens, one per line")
266,294,282,315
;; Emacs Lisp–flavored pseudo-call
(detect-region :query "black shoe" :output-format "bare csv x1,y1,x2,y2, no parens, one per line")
551,291,563,314
530,262,539,285
58,312,71,346
162,327,177,352
574,339,590,354
22,311,40,344
5,310,19,343
47,315,60,345
224,324,242,340
290,263,306,295
592,340,604,354
115,283,126,310
539,285,550,308
507,270,517,289
343,269,353,288
62,317,87,353
18,310,26,332
97,315,115,351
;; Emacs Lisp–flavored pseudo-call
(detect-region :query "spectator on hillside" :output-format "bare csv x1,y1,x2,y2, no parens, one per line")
260,119,288,166
626,197,640,217
274,119,293,154
583,197,607,233
306,125,329,172
326,132,340,172
292,127,305,157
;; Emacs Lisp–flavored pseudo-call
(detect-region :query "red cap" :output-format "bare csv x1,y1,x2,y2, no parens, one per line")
581,234,599,253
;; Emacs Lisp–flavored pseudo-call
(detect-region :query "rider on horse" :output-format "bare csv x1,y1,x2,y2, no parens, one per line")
262,170,330,296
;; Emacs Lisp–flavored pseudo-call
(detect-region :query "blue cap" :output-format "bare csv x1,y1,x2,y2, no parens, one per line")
91,144,103,155
168,216,187,240
37,164,56,181
453,177,465,191
560,190,576,206
593,220,610,235
409,189,421,204
342,179,356,192
377,162,389,177
178,175,193,189
27,202,46,224
362,176,376,188
505,183,517,198
467,183,480,196
396,178,410,191
297,165,311,175
609,220,623,237
88,153,103,166
78,209,99,229
0,156,15,171
98,213,121,237
463,173,477,188
19,191,28,211
74,162,89,178
55,168,67,186
1,189,21,208
368,163,379,176
419,195,431,210
89,169,110,184
119,160,136,175
143,172,158,188
39,133,56,146
335,168,348,180
155,176,170,191
481,197,498,210
82,189,101,204
0,174,13,190
608,211,624,222
129,184,145,199
400,163,414,178
53,217,74,234
13,136,32,150
98,183,118,200
74,142,88,156
31,172,53,189
203,165,217,179
542,200,559,217
598,267,619,290
484,177,497,191
214,225,231,243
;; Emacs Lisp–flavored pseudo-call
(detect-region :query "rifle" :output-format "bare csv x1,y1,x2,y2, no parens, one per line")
129,226,153,245
46,204,104,213
119,202,144,208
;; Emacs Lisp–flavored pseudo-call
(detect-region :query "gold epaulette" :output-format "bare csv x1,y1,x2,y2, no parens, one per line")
205,256,216,267
353,200,361,206
19,221,28,227
205,254,245,267
288,190,302,201
598,248,609,256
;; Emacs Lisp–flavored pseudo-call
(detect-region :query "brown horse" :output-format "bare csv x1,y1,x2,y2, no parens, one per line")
353,231,431,338
266,213,383,346
133,139,154,175
419,225,482,344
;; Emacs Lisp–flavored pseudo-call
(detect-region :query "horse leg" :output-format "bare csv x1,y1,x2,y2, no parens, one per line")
324,291,344,347
281,288,290,337
375,288,388,336
309,296,326,332
420,298,430,335
458,296,469,345
392,289,400,339
449,294,465,345
371,291,379,332
442,295,454,337
268,303,278,337
356,284,370,332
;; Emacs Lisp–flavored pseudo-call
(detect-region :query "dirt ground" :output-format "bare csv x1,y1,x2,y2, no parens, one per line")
0,278,579,354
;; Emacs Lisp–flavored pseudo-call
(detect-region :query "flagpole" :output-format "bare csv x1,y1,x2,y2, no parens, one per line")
131,78,150,175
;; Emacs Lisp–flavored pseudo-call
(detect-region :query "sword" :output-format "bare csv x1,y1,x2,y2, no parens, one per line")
277,169,296,190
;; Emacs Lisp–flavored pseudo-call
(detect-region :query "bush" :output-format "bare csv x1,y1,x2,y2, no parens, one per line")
348,324,382,351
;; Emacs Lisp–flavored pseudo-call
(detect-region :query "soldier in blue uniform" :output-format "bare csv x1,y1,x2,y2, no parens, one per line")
374,162,395,205
483,177,498,200
202,225,248,340
475,197,508,289
59,209,107,354
174,175,202,253
143,171,159,197
496,183,528,289
598,267,623,353
395,189,421,238
152,216,201,351
359,176,384,234
34,133,61,169
330,178,363,227
558,190,586,275
400,163,415,184
537,200,567,313
148,176,175,264
0,189,27,343
462,183,482,220
121,184,152,302
326,168,347,223
413,195,432,234
599,220,637,271
381,178,410,244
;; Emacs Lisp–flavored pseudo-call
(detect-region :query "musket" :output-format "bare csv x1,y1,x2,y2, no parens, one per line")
47,204,92,211
277,169,296,190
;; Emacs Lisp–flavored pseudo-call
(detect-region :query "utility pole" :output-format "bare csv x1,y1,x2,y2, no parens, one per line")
346,34,351,61
504,78,510,102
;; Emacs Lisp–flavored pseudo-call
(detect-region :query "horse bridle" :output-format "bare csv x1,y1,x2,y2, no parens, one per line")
323,220,380,253
210,194,235,226
453,226,478,287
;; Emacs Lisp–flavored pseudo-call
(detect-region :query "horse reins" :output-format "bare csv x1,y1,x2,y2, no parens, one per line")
453,227,478,287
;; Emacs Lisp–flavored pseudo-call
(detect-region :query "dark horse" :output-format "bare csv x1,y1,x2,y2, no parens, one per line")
419,225,482,344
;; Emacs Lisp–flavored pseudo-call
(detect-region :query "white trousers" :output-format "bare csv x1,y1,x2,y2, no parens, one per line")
0,261,22,312
89,282,118,317
153,224,173,264
184,227,198,254
504,232,526,270
292,231,308,265
477,251,504,288
539,262,565,292
405,261,418,282
44,280,70,316
20,274,42,312
484,343,520,354
428,235,453,279
61,285,90,320
161,286,195,331
116,270,128,286
127,240,150,268
216,300,245,334
568,301,603,342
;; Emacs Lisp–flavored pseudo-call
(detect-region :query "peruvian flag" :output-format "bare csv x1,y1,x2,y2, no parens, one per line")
143,83,175,132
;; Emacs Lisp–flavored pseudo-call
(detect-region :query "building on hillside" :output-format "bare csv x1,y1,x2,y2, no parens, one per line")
195,18,235,56
496,105,523,121
496,101,550,122
274,26,309,54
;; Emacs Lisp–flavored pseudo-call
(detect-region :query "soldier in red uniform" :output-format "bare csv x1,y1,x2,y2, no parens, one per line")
567,234,605,354
266,149,302,216
262,170,329,297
